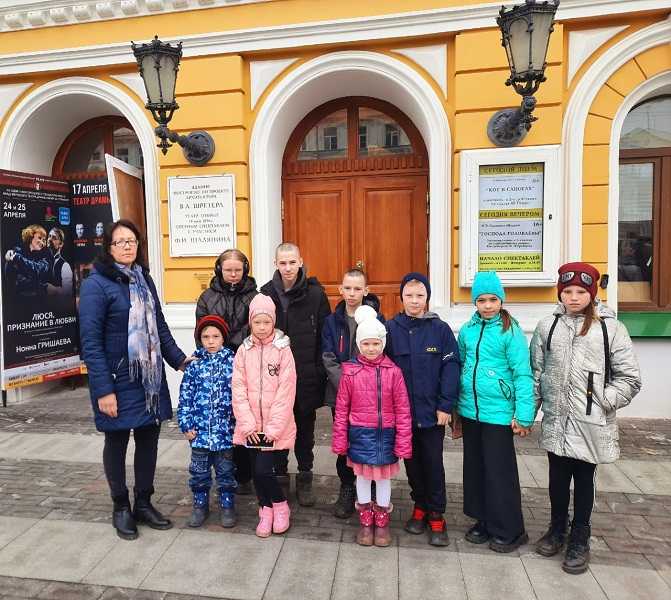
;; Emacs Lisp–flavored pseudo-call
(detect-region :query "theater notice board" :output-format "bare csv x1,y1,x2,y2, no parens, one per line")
0,170,83,389
478,163,544,272
168,174,236,257
459,145,561,287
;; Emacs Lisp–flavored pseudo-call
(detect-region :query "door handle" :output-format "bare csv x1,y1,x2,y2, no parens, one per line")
355,259,364,270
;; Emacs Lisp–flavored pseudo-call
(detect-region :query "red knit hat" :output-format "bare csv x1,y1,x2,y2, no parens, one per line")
557,262,600,300
196,315,230,343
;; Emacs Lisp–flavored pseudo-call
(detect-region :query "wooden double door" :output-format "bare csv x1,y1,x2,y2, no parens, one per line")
282,98,429,317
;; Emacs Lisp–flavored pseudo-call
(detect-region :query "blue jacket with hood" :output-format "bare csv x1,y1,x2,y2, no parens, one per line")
177,345,236,451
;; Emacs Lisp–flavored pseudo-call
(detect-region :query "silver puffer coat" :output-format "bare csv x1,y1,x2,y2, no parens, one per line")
530,302,642,464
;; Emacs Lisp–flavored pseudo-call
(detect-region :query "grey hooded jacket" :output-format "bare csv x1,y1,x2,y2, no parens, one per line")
530,302,642,464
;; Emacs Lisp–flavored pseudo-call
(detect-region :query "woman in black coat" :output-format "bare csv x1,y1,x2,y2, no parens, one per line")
79,219,189,540
195,248,257,491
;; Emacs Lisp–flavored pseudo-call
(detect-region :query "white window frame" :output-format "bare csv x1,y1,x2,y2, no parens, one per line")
459,144,562,287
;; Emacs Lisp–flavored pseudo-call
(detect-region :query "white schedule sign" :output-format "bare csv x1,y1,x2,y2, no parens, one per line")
168,175,236,257
478,163,544,272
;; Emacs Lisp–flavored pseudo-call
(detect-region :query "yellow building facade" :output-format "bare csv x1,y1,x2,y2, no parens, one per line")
0,0,669,414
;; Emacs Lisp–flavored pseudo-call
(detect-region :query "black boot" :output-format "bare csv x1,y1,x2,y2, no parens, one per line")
219,492,237,528
188,490,209,528
536,515,568,557
133,489,173,530
465,521,490,545
563,522,591,574
296,472,315,507
333,484,356,519
112,493,138,540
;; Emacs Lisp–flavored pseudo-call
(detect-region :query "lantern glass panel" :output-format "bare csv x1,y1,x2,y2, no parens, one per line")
508,17,531,75
530,11,554,71
140,54,161,104
158,54,179,105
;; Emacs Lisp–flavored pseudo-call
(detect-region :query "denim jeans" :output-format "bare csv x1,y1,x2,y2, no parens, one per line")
188,447,237,495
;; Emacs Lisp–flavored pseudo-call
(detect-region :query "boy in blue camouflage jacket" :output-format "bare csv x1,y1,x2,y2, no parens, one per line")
178,315,237,528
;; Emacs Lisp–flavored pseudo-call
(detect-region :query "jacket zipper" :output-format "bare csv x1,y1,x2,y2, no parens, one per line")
376,367,382,465
208,357,213,447
338,332,344,354
472,321,486,422
259,344,264,431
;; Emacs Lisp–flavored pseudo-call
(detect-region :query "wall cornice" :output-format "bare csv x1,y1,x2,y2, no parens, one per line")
1,1,271,31
0,0,668,40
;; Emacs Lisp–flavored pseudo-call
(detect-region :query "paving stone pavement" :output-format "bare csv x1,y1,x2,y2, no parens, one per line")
0,384,669,599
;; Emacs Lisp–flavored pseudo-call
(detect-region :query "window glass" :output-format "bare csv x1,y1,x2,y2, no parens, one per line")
618,162,653,303
358,107,412,156
298,109,347,160
62,128,106,174
620,96,671,149
113,127,144,169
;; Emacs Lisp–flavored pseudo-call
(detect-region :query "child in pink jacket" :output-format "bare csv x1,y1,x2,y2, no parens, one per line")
332,305,412,547
232,294,297,538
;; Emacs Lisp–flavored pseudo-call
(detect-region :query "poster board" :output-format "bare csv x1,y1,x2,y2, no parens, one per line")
0,170,84,389
69,175,113,297
167,174,236,257
459,145,561,287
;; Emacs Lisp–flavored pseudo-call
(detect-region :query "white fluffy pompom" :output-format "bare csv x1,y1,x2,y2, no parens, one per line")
354,304,377,325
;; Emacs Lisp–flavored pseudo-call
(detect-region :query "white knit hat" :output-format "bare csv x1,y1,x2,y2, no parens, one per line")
355,305,386,351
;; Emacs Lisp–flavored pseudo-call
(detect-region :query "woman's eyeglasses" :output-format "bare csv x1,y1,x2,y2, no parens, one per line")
559,271,593,286
111,239,138,248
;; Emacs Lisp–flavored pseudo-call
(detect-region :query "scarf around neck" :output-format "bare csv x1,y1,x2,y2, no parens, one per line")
117,263,163,413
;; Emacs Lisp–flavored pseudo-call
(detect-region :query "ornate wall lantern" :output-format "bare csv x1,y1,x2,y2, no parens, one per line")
487,0,560,147
131,36,215,166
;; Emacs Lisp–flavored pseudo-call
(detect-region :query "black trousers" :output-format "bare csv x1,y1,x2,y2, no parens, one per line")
547,452,597,526
331,407,356,486
250,449,286,508
233,444,252,484
103,424,161,500
404,425,447,514
461,417,525,540
274,408,317,474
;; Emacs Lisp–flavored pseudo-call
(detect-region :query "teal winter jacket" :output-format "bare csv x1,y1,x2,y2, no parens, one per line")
457,312,535,427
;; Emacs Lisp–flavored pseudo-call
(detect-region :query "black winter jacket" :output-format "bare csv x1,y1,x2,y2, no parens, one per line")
260,269,331,413
195,274,258,351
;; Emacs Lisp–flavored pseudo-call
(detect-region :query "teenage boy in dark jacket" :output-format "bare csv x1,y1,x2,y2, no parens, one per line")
386,272,460,546
322,268,384,518
260,242,331,506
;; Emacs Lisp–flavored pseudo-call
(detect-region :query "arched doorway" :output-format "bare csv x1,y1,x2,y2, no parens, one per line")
282,97,429,316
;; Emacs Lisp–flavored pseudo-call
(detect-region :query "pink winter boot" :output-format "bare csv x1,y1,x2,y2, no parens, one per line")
272,501,291,534
373,503,393,547
256,506,273,538
356,502,375,546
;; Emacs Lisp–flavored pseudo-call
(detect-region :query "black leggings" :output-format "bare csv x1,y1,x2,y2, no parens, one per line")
548,452,598,526
103,424,161,500
250,449,286,508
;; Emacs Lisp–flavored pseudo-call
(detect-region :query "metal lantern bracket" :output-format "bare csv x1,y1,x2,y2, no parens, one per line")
154,125,216,167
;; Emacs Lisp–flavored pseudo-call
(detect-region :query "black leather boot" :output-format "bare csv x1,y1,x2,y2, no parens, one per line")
333,484,356,519
563,522,591,574
133,489,173,530
296,472,315,507
536,515,568,557
112,493,138,540
465,521,490,544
